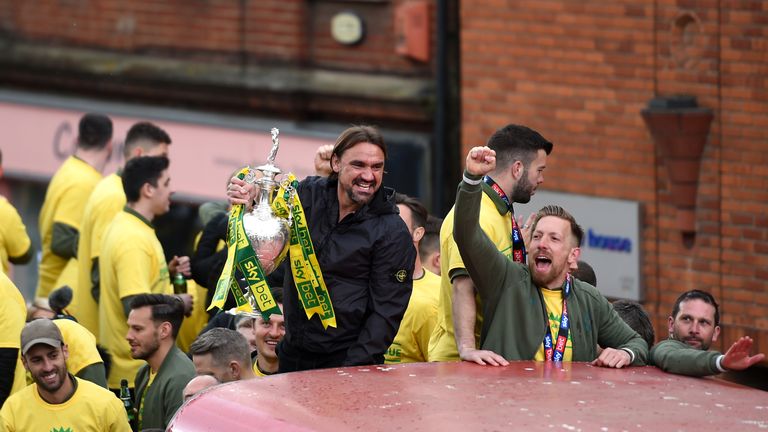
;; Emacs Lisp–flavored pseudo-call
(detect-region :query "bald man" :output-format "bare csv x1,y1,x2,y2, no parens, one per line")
182,375,219,402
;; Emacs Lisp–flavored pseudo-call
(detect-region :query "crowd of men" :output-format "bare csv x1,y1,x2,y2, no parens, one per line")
0,115,764,431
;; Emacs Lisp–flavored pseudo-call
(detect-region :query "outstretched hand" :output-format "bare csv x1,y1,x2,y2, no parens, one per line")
466,146,496,177
722,336,765,371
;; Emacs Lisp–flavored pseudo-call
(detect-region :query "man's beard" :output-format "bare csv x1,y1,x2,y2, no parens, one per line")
511,171,534,204
674,331,710,351
344,179,378,206
34,365,67,394
132,336,160,360
529,258,566,289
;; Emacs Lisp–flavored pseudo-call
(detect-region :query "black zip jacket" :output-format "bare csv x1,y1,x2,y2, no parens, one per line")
279,176,415,368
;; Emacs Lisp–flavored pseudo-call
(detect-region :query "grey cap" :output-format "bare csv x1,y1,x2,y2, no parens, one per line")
20,319,63,355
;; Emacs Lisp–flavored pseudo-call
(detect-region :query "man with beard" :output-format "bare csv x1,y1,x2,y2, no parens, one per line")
128,294,194,430
189,328,256,382
453,146,648,367
651,290,765,377
429,124,552,365
228,126,414,371
0,319,130,431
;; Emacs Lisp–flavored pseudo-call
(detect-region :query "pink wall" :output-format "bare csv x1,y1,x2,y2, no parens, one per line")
1,101,330,202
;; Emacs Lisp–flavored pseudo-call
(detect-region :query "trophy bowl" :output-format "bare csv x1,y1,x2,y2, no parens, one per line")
241,203,289,275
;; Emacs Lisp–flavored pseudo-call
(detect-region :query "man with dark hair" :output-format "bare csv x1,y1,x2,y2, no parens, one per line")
429,124,553,364
228,125,415,371
250,306,286,376
612,300,654,349
99,156,192,391
0,148,33,274
453,146,648,368
385,193,439,364
72,121,176,338
1,319,130,431
419,215,442,276
243,286,285,376
651,289,765,377
189,328,256,382
127,294,194,430
37,113,113,298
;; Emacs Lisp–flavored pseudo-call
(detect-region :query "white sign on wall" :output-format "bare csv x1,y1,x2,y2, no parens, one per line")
515,191,642,301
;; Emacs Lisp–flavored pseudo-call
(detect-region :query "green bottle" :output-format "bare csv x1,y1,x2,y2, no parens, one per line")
173,273,187,294
119,379,136,431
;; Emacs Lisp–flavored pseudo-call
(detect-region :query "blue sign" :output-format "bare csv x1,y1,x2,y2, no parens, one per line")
587,229,632,253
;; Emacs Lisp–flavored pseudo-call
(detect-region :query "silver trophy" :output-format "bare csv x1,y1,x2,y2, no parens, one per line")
241,128,291,277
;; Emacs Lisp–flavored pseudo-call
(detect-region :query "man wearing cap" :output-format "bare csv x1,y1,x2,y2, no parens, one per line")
0,319,130,431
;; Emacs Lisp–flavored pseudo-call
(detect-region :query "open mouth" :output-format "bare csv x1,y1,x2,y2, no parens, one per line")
534,256,552,272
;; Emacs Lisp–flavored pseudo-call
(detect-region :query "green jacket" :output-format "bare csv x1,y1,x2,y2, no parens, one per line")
453,174,648,364
134,346,195,430
650,339,722,376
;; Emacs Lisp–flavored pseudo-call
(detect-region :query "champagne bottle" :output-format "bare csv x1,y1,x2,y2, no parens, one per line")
119,379,136,431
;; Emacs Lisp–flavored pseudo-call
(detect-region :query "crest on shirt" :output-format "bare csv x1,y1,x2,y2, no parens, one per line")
395,270,407,283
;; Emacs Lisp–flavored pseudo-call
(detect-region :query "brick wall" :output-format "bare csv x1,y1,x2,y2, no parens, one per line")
461,0,768,354
0,0,434,73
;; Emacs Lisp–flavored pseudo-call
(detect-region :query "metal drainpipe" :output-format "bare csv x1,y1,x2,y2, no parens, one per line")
432,0,447,214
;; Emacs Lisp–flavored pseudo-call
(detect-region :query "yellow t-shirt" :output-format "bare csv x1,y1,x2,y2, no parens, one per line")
428,189,513,362
37,156,102,297
534,288,573,362
385,269,440,364
99,209,172,389
137,370,157,431
252,360,268,378
53,319,103,375
0,272,27,396
251,355,277,378
0,196,31,274
0,376,131,432
71,173,125,337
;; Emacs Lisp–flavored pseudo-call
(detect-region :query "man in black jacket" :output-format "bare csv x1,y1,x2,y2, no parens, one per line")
228,126,415,371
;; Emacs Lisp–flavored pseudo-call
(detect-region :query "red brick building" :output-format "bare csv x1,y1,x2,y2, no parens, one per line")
461,0,768,357
0,0,457,207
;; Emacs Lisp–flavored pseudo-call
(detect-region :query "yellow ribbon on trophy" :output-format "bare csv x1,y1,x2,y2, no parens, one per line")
272,174,337,329
208,168,281,319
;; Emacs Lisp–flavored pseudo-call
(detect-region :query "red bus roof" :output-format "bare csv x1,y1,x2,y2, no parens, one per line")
169,361,768,431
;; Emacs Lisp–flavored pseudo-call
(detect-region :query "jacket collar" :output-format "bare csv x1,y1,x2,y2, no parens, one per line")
324,177,398,221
